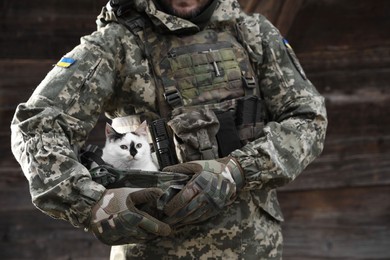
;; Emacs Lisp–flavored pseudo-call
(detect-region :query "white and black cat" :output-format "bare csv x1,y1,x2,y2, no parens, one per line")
101,121,158,171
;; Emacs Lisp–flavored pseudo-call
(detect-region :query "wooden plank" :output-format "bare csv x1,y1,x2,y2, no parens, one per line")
1,22,94,59
0,182,33,211
325,94,390,137
286,0,390,52
0,60,54,86
280,186,390,225
1,209,110,260
246,0,283,23
2,0,106,14
275,0,304,36
1,1,106,59
310,68,390,96
284,151,390,191
283,225,390,260
298,46,390,73
279,186,390,259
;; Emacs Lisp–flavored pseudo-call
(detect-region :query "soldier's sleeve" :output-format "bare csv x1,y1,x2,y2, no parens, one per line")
231,15,328,191
10,24,127,227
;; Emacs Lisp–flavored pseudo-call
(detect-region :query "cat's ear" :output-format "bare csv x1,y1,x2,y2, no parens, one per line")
105,123,118,139
134,121,149,136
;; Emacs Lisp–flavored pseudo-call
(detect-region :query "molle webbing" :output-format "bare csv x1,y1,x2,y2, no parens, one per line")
118,15,259,112
151,29,259,109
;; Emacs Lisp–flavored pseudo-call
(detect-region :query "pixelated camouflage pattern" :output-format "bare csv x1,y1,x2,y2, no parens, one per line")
168,106,220,162
10,0,327,258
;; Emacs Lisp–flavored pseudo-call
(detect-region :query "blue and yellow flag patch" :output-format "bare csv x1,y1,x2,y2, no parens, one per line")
56,57,76,68
283,38,292,50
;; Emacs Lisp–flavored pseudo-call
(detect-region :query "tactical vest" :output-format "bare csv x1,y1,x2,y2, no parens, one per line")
118,13,267,165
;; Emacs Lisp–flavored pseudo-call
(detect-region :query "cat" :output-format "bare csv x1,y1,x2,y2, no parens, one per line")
101,121,158,171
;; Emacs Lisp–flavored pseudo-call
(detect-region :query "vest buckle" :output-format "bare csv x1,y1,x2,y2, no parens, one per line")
164,88,183,107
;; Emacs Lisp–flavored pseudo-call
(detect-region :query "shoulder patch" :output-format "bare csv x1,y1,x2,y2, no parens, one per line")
283,38,292,50
56,57,76,68
283,39,307,80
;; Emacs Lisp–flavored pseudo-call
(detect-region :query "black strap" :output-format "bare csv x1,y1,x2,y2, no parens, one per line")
79,144,106,168
236,95,266,126
109,0,133,17
215,110,242,157
117,14,180,117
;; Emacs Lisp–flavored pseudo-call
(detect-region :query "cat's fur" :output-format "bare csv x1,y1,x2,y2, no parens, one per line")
101,121,158,171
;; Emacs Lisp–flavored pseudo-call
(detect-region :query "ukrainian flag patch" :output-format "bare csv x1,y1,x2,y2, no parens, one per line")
56,57,76,68
283,38,292,50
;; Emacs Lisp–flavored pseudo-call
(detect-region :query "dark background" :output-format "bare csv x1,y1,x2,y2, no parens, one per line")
1,0,389,259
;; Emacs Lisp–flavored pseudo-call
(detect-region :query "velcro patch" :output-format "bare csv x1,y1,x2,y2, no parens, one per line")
283,38,292,50
56,57,76,68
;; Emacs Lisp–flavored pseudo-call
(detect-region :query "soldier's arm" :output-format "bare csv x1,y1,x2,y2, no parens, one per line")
10,23,130,228
231,15,328,191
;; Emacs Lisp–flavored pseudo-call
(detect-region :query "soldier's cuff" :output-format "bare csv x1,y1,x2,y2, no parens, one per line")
74,178,106,228
227,158,245,190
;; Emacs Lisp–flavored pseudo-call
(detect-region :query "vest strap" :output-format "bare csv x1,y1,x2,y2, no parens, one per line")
197,129,216,160
79,144,106,168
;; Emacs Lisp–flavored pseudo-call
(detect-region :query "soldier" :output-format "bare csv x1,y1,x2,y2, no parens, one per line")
10,0,327,259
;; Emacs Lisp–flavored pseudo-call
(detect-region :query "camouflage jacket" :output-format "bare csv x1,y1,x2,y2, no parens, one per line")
11,0,327,241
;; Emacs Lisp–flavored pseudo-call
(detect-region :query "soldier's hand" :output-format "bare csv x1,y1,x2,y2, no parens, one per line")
160,157,245,227
89,187,171,245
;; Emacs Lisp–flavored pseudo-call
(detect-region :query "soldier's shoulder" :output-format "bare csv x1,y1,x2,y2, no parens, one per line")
239,12,279,39
239,12,268,27
79,19,139,56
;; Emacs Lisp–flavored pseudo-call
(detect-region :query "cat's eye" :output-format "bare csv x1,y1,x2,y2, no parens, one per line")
120,145,128,150
136,143,142,149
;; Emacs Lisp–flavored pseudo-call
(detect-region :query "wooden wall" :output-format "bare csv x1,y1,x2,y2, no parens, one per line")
278,1,390,259
1,0,389,259
0,1,112,259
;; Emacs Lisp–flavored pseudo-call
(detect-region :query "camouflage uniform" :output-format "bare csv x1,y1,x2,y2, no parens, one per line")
10,0,327,259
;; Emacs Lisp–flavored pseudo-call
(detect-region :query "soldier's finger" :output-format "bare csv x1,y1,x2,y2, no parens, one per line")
163,182,201,216
137,215,171,236
172,196,216,227
129,188,164,205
